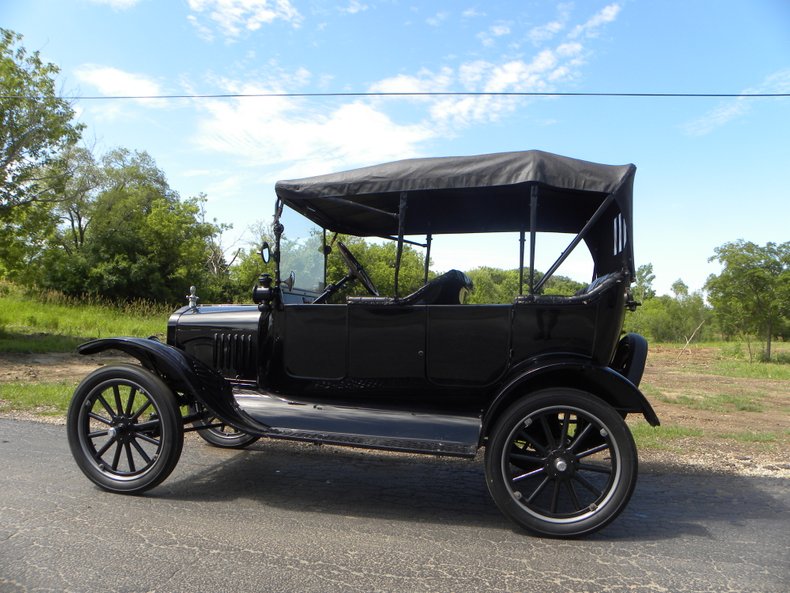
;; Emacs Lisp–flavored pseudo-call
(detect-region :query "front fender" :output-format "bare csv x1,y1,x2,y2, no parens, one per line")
78,337,270,433
482,356,660,439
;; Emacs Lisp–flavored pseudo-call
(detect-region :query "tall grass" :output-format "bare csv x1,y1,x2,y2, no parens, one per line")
0,282,173,353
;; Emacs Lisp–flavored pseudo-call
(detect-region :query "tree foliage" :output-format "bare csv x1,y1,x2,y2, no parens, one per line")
0,29,83,211
633,263,656,302
624,264,712,343
0,146,226,304
465,267,584,304
624,288,711,343
705,240,789,360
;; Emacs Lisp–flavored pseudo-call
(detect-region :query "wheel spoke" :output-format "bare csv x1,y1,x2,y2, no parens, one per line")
525,476,551,504
125,388,137,416
573,473,603,497
539,415,556,449
550,478,562,514
135,432,161,446
94,435,117,458
113,384,124,416
566,480,582,511
515,428,548,456
125,442,136,473
131,399,152,421
88,429,110,439
111,441,123,471
97,395,117,420
130,438,152,465
509,452,545,465
512,466,546,482
88,411,113,426
567,421,593,452
575,442,610,460
577,462,612,474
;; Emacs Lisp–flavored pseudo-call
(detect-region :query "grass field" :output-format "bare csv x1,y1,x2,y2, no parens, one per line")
0,283,172,352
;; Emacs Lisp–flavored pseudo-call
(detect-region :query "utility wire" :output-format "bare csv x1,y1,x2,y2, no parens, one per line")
2,91,789,101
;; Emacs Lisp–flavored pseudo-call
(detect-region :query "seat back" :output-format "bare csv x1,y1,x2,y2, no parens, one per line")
348,269,473,306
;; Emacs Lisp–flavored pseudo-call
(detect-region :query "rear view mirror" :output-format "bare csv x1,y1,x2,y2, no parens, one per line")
260,242,271,264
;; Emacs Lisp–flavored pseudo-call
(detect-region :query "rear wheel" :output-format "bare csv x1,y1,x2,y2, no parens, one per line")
192,405,259,449
67,364,184,493
485,388,637,537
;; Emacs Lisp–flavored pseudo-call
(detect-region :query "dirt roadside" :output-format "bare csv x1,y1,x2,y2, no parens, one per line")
1,348,788,478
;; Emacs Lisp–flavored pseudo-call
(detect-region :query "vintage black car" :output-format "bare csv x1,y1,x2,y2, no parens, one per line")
67,150,658,537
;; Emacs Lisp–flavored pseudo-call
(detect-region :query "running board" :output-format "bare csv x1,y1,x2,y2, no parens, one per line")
233,388,481,458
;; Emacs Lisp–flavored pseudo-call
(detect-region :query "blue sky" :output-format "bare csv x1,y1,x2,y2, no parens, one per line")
4,0,789,295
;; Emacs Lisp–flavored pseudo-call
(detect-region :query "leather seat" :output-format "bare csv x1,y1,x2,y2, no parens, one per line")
348,270,473,306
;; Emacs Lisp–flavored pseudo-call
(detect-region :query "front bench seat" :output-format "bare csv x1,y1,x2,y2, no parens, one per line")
348,269,473,306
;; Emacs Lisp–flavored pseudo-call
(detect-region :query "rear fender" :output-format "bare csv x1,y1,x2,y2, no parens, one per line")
77,337,270,433
482,356,659,441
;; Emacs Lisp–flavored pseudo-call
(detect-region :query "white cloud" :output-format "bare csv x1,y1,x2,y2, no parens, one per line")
461,8,485,19
87,0,141,9
684,68,790,136
192,78,435,174
569,3,621,39
339,0,368,14
527,3,572,45
74,64,168,108
528,20,564,45
426,11,449,27
369,67,453,96
477,21,512,47
187,0,302,40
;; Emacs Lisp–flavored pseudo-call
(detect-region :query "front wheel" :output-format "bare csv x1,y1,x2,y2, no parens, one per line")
485,388,638,537
67,364,184,494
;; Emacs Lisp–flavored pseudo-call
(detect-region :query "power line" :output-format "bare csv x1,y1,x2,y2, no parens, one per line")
2,90,789,101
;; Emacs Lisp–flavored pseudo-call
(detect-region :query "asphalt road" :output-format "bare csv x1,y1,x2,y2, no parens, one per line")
1,418,788,593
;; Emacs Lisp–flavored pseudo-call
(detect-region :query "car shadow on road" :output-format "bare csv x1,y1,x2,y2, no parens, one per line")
160,439,789,539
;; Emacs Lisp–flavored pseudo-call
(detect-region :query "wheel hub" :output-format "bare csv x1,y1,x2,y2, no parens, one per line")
546,451,575,478
110,416,133,443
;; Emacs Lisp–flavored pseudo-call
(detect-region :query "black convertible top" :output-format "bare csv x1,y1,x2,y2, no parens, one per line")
274,150,635,238
275,150,636,280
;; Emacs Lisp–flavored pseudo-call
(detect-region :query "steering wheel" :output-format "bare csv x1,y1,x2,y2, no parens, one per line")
337,241,379,296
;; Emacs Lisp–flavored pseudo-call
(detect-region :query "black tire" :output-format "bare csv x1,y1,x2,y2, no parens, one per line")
485,388,638,537
67,364,184,494
192,407,259,449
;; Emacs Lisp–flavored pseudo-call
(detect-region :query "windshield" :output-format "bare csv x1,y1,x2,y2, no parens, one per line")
279,208,325,293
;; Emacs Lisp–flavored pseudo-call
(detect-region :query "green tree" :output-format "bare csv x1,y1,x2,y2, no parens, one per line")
42,149,223,304
624,275,711,343
706,240,789,361
0,29,83,211
465,267,584,304
633,263,656,302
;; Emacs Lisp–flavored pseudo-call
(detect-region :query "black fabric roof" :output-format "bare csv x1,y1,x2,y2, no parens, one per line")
274,150,636,237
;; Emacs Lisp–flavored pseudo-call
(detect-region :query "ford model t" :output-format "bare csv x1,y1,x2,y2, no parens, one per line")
67,150,658,537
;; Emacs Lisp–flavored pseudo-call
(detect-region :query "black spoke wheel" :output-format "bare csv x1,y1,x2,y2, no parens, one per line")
191,405,259,449
485,388,637,537
67,364,184,494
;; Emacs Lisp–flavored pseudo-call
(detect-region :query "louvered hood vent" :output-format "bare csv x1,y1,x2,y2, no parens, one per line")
213,332,255,379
